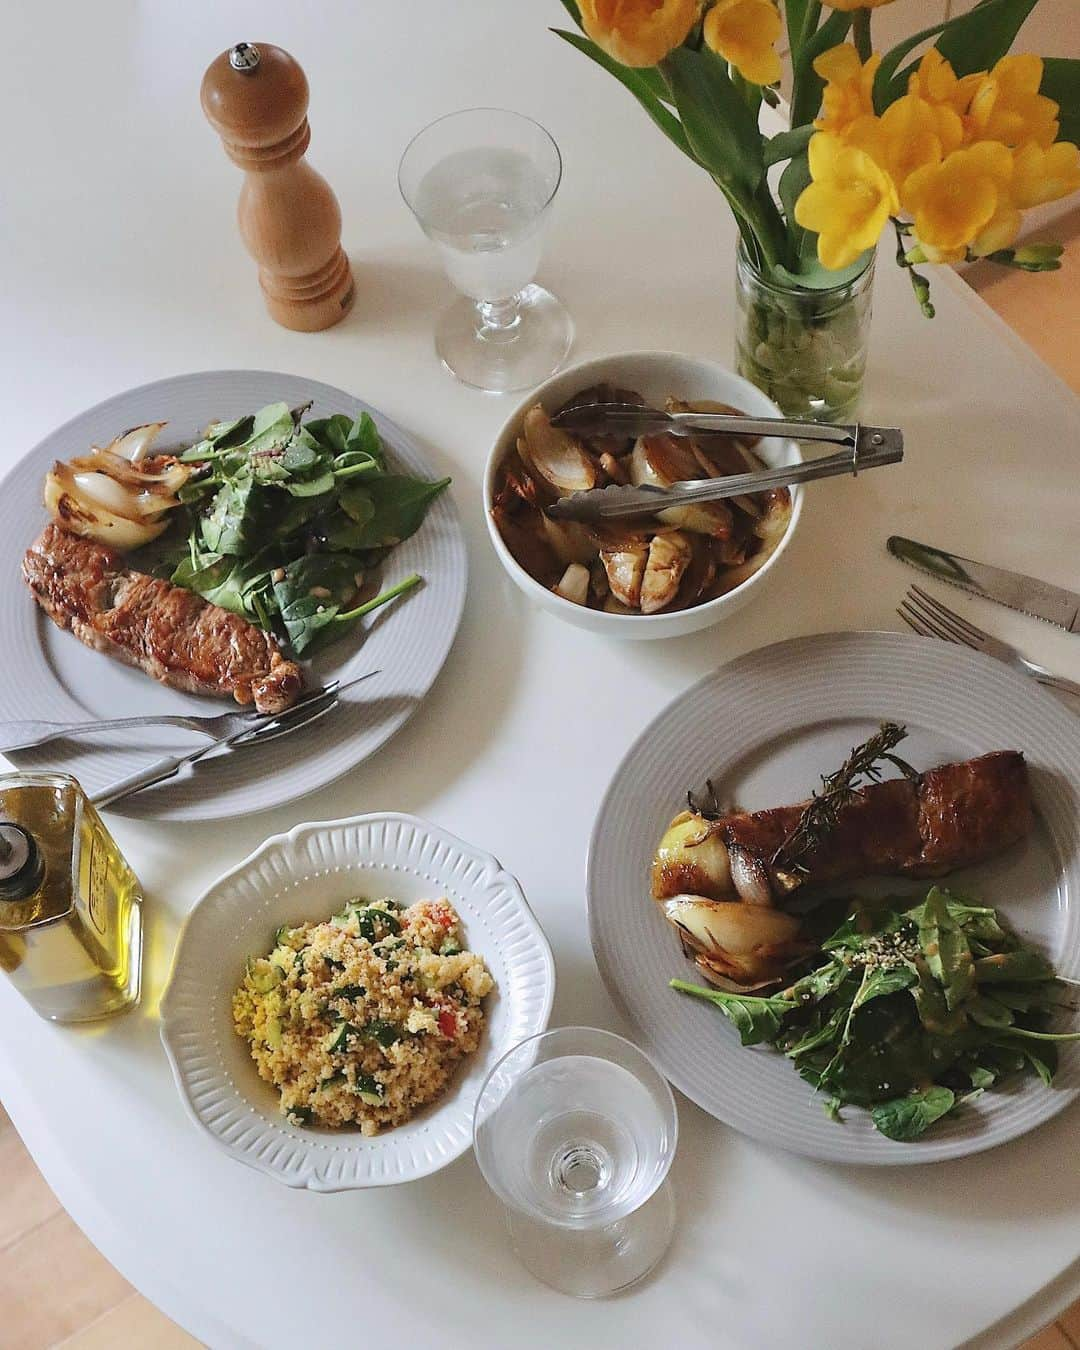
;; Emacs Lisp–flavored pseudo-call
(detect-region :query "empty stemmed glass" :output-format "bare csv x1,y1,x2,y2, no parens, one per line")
398,108,573,393
473,1026,677,1297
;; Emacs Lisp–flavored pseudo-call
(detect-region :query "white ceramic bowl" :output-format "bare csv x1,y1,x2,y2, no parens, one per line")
160,813,555,1191
484,351,803,639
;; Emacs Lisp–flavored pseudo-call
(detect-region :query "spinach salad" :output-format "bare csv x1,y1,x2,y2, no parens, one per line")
673,887,1080,1141
139,401,449,656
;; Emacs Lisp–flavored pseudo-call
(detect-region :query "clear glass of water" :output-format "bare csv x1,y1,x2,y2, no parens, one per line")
398,108,573,394
473,1026,678,1297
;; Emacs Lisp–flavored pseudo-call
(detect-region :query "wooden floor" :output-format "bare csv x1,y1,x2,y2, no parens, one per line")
1,220,1079,1349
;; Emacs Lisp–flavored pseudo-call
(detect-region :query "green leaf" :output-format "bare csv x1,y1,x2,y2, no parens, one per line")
661,45,765,195
789,8,851,130
870,1086,956,1141
171,549,274,627
271,553,365,655
1042,58,1080,144
199,475,262,555
553,30,695,161
784,0,816,59
968,1065,996,1089
967,995,1015,1029
764,125,814,169
282,467,336,498
873,0,1039,111
344,475,451,549
935,0,1039,77
918,887,976,1011
975,949,1056,984
785,1005,847,1058
669,980,793,1046
852,964,918,1009
778,150,812,267
1017,1044,1058,1087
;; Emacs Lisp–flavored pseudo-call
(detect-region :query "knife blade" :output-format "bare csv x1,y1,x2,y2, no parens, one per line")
887,536,1080,634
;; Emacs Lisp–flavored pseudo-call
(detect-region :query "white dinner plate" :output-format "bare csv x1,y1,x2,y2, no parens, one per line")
160,812,555,1190
588,631,1080,1165
0,370,466,820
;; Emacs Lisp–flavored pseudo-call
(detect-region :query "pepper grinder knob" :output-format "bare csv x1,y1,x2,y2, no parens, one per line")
200,42,355,331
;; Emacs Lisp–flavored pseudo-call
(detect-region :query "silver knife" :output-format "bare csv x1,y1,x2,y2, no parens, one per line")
91,671,379,808
888,536,1080,634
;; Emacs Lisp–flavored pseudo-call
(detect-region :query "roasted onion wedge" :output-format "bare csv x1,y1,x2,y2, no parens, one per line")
660,896,810,987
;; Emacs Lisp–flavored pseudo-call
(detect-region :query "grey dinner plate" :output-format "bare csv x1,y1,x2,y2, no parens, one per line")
588,631,1080,1164
0,370,466,821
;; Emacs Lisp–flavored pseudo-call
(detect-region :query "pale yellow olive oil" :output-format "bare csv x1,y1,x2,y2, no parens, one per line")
0,773,143,1021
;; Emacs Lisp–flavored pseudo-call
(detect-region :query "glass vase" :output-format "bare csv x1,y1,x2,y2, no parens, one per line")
734,243,875,423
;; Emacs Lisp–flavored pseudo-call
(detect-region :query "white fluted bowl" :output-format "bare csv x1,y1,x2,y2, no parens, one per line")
160,813,555,1190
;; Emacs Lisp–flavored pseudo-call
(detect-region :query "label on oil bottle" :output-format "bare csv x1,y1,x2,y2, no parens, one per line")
87,831,109,935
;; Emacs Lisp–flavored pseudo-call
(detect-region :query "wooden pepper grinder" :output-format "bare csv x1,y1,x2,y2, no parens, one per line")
201,42,354,331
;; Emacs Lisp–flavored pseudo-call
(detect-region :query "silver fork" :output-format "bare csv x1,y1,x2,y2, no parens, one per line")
0,682,345,754
898,584,1080,698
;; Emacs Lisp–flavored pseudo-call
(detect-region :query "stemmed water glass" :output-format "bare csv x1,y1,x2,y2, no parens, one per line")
473,1026,678,1297
398,108,573,394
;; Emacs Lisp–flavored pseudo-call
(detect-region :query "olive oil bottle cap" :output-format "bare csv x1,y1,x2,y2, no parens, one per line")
0,823,45,902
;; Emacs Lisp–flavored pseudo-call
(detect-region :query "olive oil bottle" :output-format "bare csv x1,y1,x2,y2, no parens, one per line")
0,772,143,1022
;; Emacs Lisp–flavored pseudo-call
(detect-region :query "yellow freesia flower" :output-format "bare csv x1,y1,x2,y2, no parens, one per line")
578,0,699,68
795,132,899,269
906,48,982,121
813,44,881,136
1010,140,1080,208
967,54,1059,148
703,0,782,86
903,141,1014,260
846,95,953,194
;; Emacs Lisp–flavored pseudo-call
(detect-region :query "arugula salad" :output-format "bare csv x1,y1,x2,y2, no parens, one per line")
142,401,450,656
673,887,1080,1141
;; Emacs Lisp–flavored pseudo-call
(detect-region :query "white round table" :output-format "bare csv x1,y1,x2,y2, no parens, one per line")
2,4,1079,1347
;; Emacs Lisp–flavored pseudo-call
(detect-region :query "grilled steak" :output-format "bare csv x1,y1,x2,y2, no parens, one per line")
652,751,1031,901
23,523,303,715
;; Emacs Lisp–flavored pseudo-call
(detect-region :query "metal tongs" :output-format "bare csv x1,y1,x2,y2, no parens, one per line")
545,404,903,522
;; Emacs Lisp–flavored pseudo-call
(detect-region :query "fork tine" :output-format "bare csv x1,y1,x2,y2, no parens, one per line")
898,597,976,648
897,600,944,639
909,584,987,642
897,604,932,637
903,589,980,649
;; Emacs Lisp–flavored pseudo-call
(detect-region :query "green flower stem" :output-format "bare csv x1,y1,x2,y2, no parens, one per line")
853,8,873,63
789,0,824,130
332,573,422,625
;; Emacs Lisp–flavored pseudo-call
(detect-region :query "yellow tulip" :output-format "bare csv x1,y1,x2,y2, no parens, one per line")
795,132,899,269
967,54,1059,148
813,44,881,136
703,0,782,86
578,0,700,67
903,141,1014,257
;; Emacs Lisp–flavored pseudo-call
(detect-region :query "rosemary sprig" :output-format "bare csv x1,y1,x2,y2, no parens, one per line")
771,722,919,871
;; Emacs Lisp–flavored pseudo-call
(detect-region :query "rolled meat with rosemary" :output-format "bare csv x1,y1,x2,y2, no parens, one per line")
652,750,1031,905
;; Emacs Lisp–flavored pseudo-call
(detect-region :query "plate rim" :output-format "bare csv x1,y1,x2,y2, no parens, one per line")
587,629,1080,1166
159,810,557,1191
0,369,467,821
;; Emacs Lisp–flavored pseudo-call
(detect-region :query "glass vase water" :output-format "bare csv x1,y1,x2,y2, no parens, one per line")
734,242,875,422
